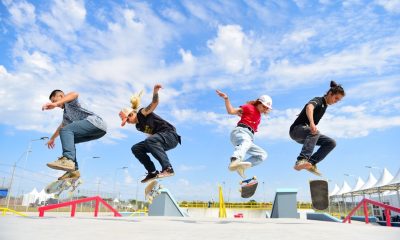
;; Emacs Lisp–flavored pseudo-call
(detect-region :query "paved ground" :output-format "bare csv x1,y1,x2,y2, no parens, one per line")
0,214,399,240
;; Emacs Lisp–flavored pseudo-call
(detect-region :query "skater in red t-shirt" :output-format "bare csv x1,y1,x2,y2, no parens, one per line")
216,90,272,178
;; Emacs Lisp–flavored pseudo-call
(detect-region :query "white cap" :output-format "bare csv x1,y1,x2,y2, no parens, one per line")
257,95,272,109
119,107,135,127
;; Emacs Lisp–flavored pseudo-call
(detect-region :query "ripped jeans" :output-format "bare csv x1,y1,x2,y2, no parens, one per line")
230,126,267,166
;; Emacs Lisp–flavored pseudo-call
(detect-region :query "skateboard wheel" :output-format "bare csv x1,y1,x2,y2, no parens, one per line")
253,176,257,180
158,184,163,189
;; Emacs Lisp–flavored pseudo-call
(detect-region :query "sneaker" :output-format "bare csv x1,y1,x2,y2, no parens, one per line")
228,157,241,171
236,162,252,178
47,156,75,171
293,159,312,171
141,171,159,183
307,165,322,176
58,170,80,180
158,167,175,178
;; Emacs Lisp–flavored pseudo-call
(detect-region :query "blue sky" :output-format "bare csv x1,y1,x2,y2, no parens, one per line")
0,0,399,203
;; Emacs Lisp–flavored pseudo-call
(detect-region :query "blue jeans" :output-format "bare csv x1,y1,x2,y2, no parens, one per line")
289,125,336,165
230,126,267,166
131,131,180,173
60,120,107,169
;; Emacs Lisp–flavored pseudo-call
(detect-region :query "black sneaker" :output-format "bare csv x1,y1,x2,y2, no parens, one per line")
141,170,159,183
158,167,175,178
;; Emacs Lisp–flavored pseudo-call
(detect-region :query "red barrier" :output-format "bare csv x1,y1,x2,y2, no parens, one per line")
38,196,121,217
343,198,400,227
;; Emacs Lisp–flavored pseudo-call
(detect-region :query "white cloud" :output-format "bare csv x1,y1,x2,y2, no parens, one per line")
375,0,400,13
4,0,36,27
346,77,400,99
207,25,253,74
39,0,86,41
266,41,400,89
161,8,186,23
283,29,316,44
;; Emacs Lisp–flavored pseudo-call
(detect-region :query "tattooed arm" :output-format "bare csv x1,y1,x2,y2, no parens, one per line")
141,84,162,116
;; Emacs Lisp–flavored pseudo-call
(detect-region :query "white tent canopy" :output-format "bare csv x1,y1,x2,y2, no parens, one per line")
351,177,365,192
372,168,393,188
22,188,39,206
329,184,340,197
359,172,377,191
331,167,400,198
388,167,400,185
336,181,352,196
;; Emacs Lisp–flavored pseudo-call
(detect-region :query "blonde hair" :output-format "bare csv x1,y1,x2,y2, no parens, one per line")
130,90,143,110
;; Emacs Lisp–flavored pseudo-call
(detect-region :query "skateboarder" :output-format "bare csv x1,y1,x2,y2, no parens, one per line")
119,84,181,183
216,90,271,178
289,81,345,176
42,90,107,180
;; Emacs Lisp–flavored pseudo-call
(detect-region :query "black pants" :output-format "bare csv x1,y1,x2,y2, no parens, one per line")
131,131,180,172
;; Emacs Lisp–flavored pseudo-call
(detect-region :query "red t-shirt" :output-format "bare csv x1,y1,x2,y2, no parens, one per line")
237,104,261,132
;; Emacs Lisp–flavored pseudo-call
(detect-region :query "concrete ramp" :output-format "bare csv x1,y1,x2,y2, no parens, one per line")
148,188,187,217
270,188,299,218
307,213,341,222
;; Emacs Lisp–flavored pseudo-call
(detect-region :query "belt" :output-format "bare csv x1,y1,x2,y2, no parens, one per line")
237,123,255,134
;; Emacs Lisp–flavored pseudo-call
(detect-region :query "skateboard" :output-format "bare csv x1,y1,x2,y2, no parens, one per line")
144,180,163,204
309,180,329,210
45,177,82,198
239,176,258,198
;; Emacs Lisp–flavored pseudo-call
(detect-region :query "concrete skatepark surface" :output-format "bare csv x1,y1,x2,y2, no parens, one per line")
1,214,399,240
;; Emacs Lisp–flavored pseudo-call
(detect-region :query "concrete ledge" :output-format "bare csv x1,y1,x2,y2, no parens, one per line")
307,212,341,222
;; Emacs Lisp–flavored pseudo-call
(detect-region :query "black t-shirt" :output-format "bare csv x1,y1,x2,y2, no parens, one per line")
136,108,176,134
290,97,328,131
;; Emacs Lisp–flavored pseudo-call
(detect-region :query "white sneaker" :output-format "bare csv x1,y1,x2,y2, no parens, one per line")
236,162,251,178
228,157,241,171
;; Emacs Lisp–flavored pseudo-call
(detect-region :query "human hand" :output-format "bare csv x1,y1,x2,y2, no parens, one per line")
46,139,55,149
216,90,228,100
42,102,57,111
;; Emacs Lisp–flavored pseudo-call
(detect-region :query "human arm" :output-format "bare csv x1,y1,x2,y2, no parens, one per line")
42,92,79,111
46,123,63,149
216,90,242,115
306,104,318,134
141,84,161,116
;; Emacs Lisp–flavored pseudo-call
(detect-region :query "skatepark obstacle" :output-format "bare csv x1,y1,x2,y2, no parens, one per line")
0,207,27,217
38,196,121,217
148,188,187,217
218,185,227,218
270,188,300,218
343,198,400,227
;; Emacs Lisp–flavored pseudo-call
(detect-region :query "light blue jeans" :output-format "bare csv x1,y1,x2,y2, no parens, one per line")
230,126,267,166
60,119,106,169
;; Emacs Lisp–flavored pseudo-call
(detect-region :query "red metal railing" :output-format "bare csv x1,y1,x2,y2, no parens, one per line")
38,196,121,217
343,198,400,227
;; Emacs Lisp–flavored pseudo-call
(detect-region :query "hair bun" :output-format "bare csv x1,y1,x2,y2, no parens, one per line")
330,80,338,88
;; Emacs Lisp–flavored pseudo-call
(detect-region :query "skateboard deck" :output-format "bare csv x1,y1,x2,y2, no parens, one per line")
144,180,162,204
45,178,82,198
239,176,258,198
309,180,329,210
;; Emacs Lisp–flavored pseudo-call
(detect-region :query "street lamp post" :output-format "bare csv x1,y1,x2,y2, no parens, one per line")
113,167,128,199
6,137,48,209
